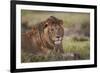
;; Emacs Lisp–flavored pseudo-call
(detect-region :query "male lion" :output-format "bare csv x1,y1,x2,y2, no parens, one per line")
21,16,64,55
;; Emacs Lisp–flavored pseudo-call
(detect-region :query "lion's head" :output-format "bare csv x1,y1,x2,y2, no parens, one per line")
42,16,64,46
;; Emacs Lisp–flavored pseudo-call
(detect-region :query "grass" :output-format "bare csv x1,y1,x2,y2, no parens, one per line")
21,36,90,63
21,50,69,63
62,36,90,59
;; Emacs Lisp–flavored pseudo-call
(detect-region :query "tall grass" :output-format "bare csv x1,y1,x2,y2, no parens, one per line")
63,36,90,59
21,36,90,63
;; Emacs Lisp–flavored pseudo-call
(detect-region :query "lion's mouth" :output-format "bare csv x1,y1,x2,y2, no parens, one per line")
54,37,62,45
55,40,61,44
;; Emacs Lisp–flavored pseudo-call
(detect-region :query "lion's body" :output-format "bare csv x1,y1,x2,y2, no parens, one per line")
21,16,64,55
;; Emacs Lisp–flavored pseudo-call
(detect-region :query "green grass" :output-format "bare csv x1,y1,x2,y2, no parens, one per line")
21,36,90,63
21,50,69,63
62,36,90,59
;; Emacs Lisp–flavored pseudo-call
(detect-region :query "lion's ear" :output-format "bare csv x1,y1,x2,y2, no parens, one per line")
43,21,49,28
59,20,63,25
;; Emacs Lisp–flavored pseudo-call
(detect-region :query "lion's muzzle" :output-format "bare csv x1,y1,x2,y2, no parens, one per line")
54,36,62,45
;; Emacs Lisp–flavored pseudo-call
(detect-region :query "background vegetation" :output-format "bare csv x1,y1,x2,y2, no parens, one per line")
21,10,90,63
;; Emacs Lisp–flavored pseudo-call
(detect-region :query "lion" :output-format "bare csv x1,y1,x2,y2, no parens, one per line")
21,16,64,55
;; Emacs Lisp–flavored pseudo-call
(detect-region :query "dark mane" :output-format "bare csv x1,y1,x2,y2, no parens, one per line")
35,16,56,32
47,16,61,24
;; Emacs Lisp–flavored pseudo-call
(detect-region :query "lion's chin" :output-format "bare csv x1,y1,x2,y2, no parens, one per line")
54,40,61,45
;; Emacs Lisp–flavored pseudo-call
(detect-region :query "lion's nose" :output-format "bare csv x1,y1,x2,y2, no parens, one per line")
56,35,60,38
